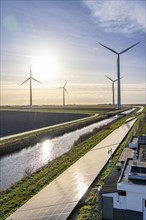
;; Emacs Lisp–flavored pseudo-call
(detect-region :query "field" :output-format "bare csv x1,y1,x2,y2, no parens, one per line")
0,105,120,137
0,104,118,114
0,106,143,219
0,110,135,220
0,105,131,155
0,110,89,137
0,108,144,220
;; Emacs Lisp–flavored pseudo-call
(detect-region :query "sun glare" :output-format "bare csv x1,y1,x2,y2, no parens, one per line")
32,51,62,82
41,140,53,161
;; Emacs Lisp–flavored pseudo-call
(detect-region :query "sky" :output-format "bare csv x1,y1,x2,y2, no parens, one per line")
1,0,146,105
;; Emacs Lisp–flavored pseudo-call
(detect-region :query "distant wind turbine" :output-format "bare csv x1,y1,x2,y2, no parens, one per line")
58,81,68,106
105,75,123,106
21,64,42,108
99,42,140,109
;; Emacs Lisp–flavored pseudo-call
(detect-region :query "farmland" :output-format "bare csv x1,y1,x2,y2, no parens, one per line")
1,109,143,220
0,105,124,155
0,104,118,115
0,105,120,138
0,110,89,137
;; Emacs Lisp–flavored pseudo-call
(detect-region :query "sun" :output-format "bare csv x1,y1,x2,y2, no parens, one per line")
31,51,61,82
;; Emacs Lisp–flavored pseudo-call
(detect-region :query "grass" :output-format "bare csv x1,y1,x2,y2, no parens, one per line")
0,114,106,153
136,117,146,135
0,107,97,115
0,106,129,151
0,112,136,220
0,105,117,115
72,109,145,220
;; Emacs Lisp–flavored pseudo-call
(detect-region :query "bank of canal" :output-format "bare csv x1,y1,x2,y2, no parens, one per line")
0,108,136,191
1,116,118,191
0,108,140,220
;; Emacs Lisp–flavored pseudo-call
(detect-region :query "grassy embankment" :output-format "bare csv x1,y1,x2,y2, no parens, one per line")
0,114,104,154
0,110,137,220
73,108,145,220
0,106,127,155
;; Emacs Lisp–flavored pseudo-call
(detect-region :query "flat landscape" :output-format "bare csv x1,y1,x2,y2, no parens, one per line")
1,1,145,219
0,110,89,137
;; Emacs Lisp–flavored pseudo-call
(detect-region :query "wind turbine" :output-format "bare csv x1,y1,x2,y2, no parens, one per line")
58,81,68,106
21,64,42,108
105,75,119,106
99,42,140,109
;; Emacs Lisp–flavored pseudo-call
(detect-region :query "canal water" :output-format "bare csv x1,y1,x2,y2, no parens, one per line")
0,108,136,191
0,116,118,191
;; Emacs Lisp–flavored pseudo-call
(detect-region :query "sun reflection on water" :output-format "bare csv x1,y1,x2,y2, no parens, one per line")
41,140,53,163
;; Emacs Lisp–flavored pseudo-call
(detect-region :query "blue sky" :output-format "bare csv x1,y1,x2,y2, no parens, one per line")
1,0,146,105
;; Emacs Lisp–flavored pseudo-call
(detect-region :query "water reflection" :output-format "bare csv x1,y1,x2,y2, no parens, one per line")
41,140,53,162
1,115,118,191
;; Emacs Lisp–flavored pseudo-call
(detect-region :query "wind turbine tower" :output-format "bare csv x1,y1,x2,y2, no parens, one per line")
105,75,118,106
21,64,42,108
99,42,140,109
58,81,68,106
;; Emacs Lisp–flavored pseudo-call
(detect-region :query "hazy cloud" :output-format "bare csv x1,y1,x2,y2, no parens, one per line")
93,47,99,50
83,0,146,35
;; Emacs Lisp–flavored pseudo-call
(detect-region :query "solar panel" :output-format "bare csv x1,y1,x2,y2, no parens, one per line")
139,136,146,144
6,119,137,220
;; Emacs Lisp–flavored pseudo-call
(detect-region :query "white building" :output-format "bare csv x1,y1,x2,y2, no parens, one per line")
101,136,146,220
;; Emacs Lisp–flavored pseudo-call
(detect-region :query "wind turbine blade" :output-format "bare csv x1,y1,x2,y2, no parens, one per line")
119,42,140,54
99,43,118,54
105,75,113,82
57,87,63,89
113,76,123,82
32,77,42,84
64,88,68,94
21,77,30,85
64,81,67,88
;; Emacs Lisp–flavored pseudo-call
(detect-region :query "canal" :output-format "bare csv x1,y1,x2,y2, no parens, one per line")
0,108,136,191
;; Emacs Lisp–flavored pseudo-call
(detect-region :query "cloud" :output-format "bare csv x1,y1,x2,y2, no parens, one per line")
83,0,146,35
93,47,99,51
